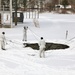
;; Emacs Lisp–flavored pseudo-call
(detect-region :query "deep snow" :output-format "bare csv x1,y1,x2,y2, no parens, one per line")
0,13,75,75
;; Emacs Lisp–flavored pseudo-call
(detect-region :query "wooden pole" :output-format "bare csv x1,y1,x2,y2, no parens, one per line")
15,0,17,26
10,0,12,28
66,30,68,39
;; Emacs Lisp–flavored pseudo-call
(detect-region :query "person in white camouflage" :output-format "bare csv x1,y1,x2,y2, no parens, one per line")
38,37,46,58
0,32,6,50
23,26,28,41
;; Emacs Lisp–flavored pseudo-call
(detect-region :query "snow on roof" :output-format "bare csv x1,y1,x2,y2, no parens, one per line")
55,4,71,8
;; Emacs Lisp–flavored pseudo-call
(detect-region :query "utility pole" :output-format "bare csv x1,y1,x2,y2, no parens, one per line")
15,0,17,26
10,0,12,28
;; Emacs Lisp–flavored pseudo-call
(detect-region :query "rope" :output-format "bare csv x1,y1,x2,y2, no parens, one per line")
6,37,23,45
28,27,40,41
65,36,75,44
5,38,23,50
6,41,16,48
9,40,22,45
7,40,24,50
68,37,75,42
7,39,22,45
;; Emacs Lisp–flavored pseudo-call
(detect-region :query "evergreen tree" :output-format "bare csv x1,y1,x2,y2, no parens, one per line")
23,0,27,11
61,0,69,9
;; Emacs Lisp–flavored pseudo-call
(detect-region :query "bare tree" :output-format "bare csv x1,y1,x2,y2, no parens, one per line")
44,0,59,11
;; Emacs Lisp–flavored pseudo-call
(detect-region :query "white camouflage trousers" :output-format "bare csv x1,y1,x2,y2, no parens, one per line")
1,41,5,49
39,46,45,58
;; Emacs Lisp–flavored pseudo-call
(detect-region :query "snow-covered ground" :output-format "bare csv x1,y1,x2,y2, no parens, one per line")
0,13,75,75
